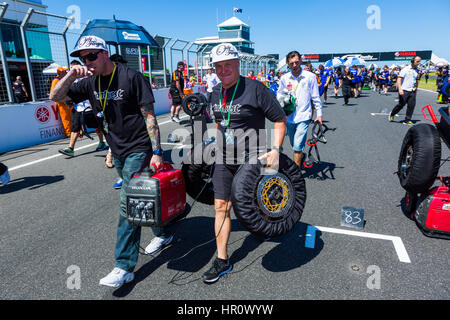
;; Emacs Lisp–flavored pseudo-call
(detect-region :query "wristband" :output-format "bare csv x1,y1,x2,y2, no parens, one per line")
153,148,163,156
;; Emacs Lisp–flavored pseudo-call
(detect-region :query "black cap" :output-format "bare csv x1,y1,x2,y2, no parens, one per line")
110,54,127,64
177,61,185,67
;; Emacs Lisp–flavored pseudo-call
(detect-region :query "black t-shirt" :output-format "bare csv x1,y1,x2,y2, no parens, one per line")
342,72,354,86
170,70,184,92
210,76,285,164
67,63,155,161
13,81,25,94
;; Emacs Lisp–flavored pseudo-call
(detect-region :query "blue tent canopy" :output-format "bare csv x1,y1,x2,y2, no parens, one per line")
79,19,160,47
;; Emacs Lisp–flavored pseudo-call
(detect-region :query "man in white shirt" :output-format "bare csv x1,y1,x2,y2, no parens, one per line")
204,66,221,102
389,56,421,125
277,51,323,167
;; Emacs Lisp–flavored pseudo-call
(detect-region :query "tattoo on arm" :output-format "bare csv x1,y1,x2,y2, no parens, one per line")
141,103,161,150
49,75,76,103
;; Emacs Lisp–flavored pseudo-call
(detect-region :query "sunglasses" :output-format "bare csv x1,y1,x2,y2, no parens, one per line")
80,50,102,64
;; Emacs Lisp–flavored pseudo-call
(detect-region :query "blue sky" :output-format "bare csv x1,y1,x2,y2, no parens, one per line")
46,0,449,62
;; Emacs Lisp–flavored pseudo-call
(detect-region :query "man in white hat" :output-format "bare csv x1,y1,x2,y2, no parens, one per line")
201,43,287,284
50,35,174,288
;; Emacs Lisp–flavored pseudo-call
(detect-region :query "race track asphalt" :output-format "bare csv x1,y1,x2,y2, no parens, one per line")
1,87,449,301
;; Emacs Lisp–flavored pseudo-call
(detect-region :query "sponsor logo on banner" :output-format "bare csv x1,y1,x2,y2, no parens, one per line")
122,32,141,41
394,51,417,60
126,47,139,55
35,105,51,124
302,54,320,61
35,104,65,140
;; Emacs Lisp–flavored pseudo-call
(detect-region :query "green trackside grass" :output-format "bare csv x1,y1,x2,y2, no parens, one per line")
419,79,438,91
419,72,438,91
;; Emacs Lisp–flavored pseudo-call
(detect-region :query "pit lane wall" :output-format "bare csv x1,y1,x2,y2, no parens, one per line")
0,86,207,154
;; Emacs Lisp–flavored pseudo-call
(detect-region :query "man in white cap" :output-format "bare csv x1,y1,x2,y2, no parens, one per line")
50,35,174,288
202,43,286,284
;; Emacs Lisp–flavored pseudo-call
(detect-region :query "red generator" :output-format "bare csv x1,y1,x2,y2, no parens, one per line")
126,162,187,227
399,105,450,239
414,184,450,239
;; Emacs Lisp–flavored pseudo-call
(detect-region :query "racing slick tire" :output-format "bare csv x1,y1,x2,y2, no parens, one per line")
181,163,215,205
398,123,441,194
231,152,307,238
182,93,207,117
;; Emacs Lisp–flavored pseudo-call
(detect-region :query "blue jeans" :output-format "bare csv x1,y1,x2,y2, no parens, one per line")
286,120,310,152
113,152,169,272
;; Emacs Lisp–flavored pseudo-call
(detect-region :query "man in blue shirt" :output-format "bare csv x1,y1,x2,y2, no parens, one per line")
318,65,331,103
379,66,390,95
349,65,358,98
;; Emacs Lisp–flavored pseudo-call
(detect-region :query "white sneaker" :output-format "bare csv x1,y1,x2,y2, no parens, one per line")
173,115,181,123
0,169,10,186
99,267,134,288
144,235,173,255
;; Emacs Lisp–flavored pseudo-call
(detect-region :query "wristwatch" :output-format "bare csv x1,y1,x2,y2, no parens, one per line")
153,148,163,156
272,146,282,152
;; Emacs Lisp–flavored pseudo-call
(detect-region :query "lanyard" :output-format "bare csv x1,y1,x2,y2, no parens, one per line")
290,70,302,103
291,70,302,92
218,77,240,128
98,64,117,114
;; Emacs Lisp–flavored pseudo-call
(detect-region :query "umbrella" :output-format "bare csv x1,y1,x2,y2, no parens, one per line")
368,63,378,69
325,58,345,68
344,57,366,66
78,18,160,47
390,64,399,69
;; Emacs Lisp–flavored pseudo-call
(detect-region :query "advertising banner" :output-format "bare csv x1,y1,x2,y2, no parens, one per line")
0,101,65,153
0,86,207,153
300,50,432,62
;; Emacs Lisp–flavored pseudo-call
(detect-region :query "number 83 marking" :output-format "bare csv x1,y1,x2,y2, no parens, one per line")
343,210,362,225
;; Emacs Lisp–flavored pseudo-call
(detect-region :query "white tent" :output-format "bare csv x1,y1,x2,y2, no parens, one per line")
431,53,449,66
436,58,449,66
276,57,286,72
42,63,62,74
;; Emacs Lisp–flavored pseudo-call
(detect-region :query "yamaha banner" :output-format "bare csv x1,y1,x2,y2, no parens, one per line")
300,50,432,63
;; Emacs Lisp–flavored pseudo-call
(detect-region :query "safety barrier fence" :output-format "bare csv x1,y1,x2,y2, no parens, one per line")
0,3,276,104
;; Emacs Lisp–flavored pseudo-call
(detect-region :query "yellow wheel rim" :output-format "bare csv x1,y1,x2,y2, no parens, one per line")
260,176,290,213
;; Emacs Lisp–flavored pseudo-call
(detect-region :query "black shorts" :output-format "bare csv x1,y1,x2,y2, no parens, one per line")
212,164,241,201
170,89,183,105
71,109,82,132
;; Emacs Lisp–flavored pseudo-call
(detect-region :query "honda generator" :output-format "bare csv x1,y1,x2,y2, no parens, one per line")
126,162,187,227
399,105,450,240
414,182,450,239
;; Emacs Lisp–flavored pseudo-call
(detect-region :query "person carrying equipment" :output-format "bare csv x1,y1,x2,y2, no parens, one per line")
50,35,170,289
277,51,323,167
203,43,287,284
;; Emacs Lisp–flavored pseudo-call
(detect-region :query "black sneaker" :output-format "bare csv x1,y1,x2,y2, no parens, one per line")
58,147,74,157
202,258,232,284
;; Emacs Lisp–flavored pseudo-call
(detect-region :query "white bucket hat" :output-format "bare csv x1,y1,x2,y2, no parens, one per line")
211,43,239,64
70,35,108,57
